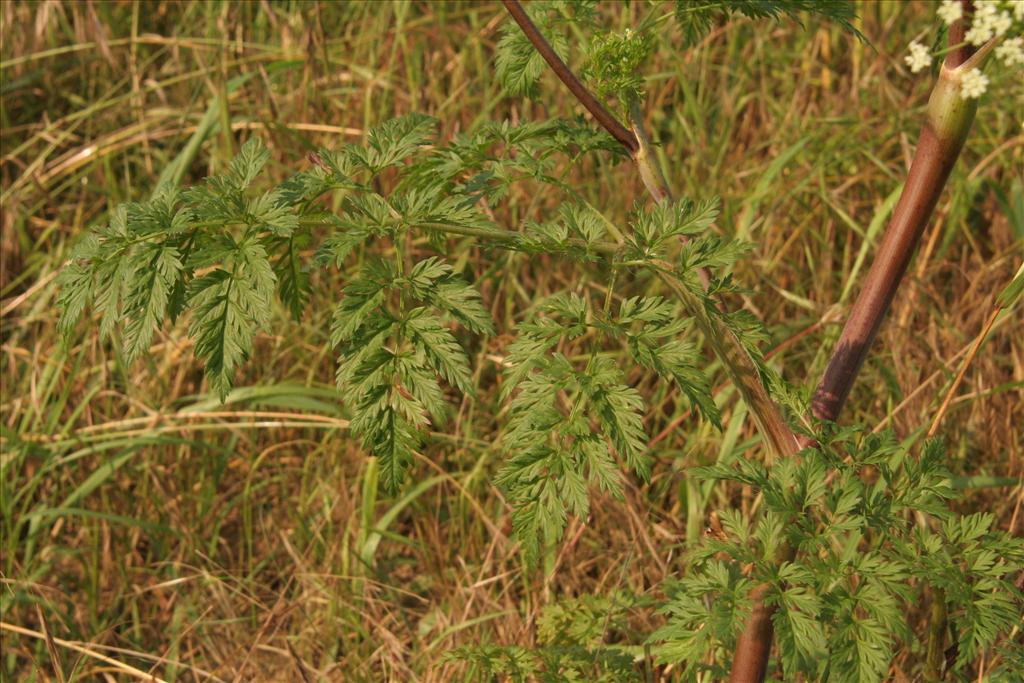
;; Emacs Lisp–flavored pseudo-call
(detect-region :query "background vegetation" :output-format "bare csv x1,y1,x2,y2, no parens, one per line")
1,1,1021,680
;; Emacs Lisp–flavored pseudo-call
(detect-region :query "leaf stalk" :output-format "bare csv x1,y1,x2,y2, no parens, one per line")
501,0,801,461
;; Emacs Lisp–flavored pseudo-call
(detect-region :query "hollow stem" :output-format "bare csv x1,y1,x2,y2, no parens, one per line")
811,50,979,422
732,7,982,682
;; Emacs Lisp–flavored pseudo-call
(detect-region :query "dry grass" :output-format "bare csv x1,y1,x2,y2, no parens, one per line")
1,1,1021,681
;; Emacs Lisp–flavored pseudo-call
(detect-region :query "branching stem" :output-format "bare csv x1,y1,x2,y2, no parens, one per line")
500,0,801,461
504,1,986,681
741,6,981,682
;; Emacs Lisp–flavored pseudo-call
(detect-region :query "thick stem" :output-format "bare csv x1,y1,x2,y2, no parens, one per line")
811,64,977,422
730,584,775,683
732,8,980,681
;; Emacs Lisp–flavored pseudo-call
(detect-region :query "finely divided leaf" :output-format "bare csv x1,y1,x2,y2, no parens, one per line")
123,243,183,360
229,137,271,190
188,235,276,400
247,190,299,236
674,1,863,48
272,231,312,321
350,113,437,174
331,277,388,346
406,308,475,395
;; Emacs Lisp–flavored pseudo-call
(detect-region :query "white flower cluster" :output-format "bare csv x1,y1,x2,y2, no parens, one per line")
937,0,964,25
996,35,1024,66
966,0,1015,45
905,40,933,73
959,67,990,98
907,0,1024,99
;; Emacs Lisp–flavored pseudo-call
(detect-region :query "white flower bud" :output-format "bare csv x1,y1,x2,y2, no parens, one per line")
965,24,995,47
937,0,964,26
959,68,989,99
995,36,1024,67
905,40,933,73
991,11,1013,37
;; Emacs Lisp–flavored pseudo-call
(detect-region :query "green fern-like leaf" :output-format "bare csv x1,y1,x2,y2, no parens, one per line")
626,198,721,261
247,189,299,236
349,113,437,175
496,2,571,97
188,234,276,400
228,137,271,190
57,234,102,339
405,308,475,395
581,356,650,478
331,256,490,491
123,243,184,360
271,231,312,321
613,295,721,427
497,294,654,561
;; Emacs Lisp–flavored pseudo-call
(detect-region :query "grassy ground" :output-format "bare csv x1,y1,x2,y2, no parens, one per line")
1,1,1021,681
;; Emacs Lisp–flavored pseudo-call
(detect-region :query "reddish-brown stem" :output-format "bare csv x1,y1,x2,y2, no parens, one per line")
504,1,983,679
730,584,775,683
812,120,971,419
732,6,980,682
500,0,640,154
811,22,978,422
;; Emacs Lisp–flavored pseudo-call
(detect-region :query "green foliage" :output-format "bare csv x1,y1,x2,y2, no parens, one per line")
331,256,492,491
624,198,721,263
496,282,724,560
495,0,861,120
55,6,1021,677
347,112,436,175
496,2,573,97
60,113,721,516
270,230,312,321
406,117,623,206
445,591,642,682
58,121,496,470
188,234,276,400
674,0,864,47
55,112,756,564
497,294,647,561
615,295,721,428
58,138,295,404
583,28,655,109
650,431,1024,680
649,560,753,678
515,202,612,261
906,512,1024,671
